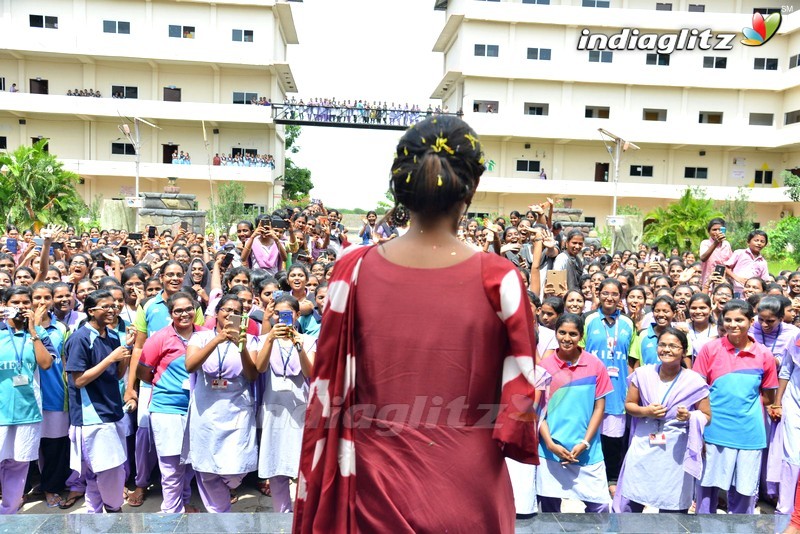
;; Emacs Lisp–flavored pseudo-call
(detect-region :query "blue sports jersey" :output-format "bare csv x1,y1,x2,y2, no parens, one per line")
581,310,635,416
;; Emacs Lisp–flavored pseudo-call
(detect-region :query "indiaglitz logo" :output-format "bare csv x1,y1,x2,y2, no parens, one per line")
741,12,782,46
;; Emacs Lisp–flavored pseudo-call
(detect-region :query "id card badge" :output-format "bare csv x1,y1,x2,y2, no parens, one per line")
649,432,667,445
272,372,293,392
211,378,228,390
12,374,29,387
607,337,616,351
607,366,620,378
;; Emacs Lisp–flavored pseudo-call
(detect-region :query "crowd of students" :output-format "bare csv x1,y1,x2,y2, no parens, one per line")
278,96,459,126
0,193,799,531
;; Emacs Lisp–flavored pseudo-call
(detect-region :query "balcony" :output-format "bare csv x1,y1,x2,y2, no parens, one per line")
477,175,789,203
0,92,275,125
61,159,274,183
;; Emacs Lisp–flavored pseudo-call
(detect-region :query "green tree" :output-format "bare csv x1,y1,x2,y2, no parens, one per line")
782,170,800,202
717,187,756,252
764,216,800,265
280,125,314,201
208,181,253,234
0,140,87,230
642,187,722,253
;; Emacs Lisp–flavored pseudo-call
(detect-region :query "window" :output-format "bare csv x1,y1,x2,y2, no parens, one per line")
753,7,781,14
786,110,800,125
699,111,723,124
791,54,800,69
684,167,708,179
643,108,667,121
589,51,613,63
169,25,195,39
754,58,778,70
688,4,705,11
103,20,130,34
233,92,259,105
474,44,499,57
656,2,672,10
585,106,610,118
703,56,727,69
630,165,654,177
473,100,499,113
232,147,259,158
749,112,774,126
0,77,4,91
111,85,138,99
111,142,136,155
30,15,58,29
646,53,670,66
524,103,549,115
0,137,6,150
523,0,550,3
527,48,551,60
516,160,541,172
163,87,181,102
582,0,610,7
755,170,773,184
232,29,254,42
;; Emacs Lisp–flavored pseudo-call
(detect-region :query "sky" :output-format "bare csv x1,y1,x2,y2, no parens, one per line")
287,1,444,210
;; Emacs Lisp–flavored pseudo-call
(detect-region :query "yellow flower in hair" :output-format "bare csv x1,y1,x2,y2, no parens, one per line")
421,137,426,144
403,146,408,156
413,155,417,164
406,172,412,183
431,136,455,155
464,133,479,150
479,156,486,165
437,174,443,187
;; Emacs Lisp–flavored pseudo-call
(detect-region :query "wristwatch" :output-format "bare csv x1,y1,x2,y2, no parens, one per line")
30,335,41,342
580,439,591,450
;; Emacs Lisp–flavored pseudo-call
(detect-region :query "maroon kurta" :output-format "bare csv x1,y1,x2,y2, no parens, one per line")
352,252,517,532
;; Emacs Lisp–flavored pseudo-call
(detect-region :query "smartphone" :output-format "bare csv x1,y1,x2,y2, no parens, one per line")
545,270,567,292
273,290,285,300
128,232,143,241
259,218,270,228
719,226,726,235
96,260,106,269
6,238,17,254
180,221,189,231
714,264,726,277
278,310,294,326
91,237,99,244
220,252,234,270
119,246,129,258
271,218,288,230
296,253,311,263
51,242,63,250
147,226,157,239
33,237,44,246
228,314,243,331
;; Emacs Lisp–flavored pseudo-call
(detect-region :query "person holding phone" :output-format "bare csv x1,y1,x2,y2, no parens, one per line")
64,289,134,514
241,215,286,275
0,286,55,514
699,218,732,286
185,295,258,513
252,293,316,513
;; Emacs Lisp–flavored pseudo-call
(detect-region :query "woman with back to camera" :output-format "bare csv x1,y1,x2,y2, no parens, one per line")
294,116,541,533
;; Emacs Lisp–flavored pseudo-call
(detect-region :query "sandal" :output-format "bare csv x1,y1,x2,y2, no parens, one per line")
256,481,271,497
229,489,239,505
185,505,201,513
127,487,146,507
58,492,84,510
45,493,64,508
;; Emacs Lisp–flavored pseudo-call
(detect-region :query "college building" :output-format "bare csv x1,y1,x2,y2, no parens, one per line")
430,0,799,226
0,0,300,214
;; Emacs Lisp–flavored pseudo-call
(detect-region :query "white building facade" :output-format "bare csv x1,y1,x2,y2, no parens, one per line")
0,0,299,213
431,0,799,227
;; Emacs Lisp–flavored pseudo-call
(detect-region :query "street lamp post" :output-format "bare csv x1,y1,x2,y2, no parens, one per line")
598,128,640,251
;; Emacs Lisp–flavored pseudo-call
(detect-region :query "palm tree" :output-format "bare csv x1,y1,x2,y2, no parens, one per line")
0,139,87,230
642,187,723,253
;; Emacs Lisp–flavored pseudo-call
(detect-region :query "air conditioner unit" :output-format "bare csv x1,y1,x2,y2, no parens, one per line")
125,197,143,208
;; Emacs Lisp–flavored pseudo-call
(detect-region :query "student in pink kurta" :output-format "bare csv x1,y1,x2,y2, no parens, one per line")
698,218,732,286
724,230,769,297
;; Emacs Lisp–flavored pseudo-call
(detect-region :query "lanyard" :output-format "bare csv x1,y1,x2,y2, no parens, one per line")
215,339,233,379
8,331,28,374
659,368,682,405
603,315,619,349
278,341,294,377
759,324,781,355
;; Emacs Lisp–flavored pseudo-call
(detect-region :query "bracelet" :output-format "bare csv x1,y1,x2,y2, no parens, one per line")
770,405,782,409
30,335,40,342
580,439,591,450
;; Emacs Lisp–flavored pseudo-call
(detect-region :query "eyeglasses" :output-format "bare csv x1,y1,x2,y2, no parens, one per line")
600,292,620,298
657,343,682,351
715,293,733,299
163,272,183,279
171,307,195,316
124,282,144,288
90,305,116,311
